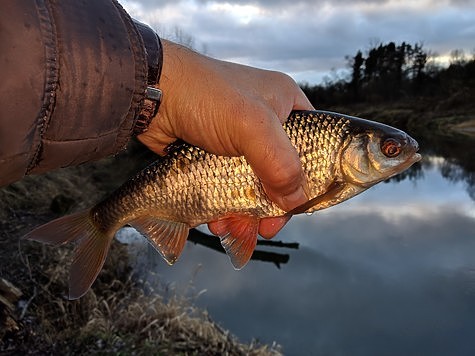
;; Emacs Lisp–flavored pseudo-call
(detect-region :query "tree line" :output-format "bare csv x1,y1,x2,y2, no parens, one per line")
301,41,475,107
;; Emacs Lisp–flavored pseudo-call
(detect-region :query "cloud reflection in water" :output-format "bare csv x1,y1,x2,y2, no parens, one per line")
118,158,475,355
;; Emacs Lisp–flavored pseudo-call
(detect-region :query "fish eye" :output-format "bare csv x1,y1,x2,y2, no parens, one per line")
381,138,402,158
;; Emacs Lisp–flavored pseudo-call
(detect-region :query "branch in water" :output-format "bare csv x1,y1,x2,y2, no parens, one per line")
187,228,299,269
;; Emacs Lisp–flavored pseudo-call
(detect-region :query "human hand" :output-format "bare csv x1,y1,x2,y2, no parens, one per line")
137,40,314,237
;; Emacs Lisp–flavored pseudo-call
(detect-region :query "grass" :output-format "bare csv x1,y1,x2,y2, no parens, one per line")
0,145,282,355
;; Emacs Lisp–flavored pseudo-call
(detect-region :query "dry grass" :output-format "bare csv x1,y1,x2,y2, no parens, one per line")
0,145,282,355
4,241,280,355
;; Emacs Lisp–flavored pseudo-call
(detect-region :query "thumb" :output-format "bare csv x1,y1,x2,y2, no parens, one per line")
238,109,308,212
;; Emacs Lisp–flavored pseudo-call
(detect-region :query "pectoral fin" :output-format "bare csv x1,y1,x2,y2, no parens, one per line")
286,181,346,215
209,214,259,270
129,216,189,265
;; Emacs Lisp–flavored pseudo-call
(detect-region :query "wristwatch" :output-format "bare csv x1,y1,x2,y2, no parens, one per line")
133,20,163,135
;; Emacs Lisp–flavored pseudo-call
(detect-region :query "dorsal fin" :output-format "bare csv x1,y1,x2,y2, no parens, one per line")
129,216,189,265
210,214,259,269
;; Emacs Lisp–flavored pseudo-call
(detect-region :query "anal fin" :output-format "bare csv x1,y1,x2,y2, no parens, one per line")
129,216,189,265
209,214,259,270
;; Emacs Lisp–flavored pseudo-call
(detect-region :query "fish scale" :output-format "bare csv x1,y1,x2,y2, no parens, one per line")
25,110,421,299
94,111,352,229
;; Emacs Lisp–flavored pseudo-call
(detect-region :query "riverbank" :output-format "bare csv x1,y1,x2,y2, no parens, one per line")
0,148,281,355
2,103,472,354
323,97,475,139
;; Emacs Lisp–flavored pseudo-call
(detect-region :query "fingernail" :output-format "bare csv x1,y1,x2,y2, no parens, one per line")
281,185,308,211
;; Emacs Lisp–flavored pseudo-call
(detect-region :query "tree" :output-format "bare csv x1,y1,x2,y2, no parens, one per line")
411,43,428,94
349,50,364,100
303,41,474,107
450,49,466,66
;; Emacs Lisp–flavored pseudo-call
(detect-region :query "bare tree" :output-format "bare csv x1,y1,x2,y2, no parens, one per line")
154,24,208,55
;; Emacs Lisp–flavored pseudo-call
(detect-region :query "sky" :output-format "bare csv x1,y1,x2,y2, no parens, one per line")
119,0,475,85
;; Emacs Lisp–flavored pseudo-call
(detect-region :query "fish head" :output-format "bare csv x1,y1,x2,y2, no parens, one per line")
341,118,421,187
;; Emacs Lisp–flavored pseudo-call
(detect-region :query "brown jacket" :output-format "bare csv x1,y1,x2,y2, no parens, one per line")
0,0,162,186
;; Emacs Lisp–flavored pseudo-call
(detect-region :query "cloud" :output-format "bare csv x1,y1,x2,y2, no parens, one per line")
119,0,474,84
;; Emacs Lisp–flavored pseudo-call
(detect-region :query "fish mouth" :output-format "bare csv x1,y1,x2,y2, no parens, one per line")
412,152,422,163
401,152,421,172
409,135,422,164
394,140,421,174
404,135,421,165
384,152,420,181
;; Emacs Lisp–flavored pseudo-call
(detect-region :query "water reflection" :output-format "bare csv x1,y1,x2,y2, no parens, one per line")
186,229,296,268
413,131,475,201
119,134,475,355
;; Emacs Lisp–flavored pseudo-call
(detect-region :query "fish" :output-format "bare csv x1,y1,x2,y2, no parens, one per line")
24,110,421,299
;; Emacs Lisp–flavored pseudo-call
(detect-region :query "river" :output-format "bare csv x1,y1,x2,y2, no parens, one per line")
118,131,475,355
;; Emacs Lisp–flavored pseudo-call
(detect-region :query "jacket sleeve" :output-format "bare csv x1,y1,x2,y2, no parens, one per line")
0,0,162,186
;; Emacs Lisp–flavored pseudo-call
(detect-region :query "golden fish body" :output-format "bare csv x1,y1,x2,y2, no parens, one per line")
94,112,372,224
25,111,421,299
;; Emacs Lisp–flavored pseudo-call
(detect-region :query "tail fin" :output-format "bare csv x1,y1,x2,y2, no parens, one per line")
24,211,114,300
